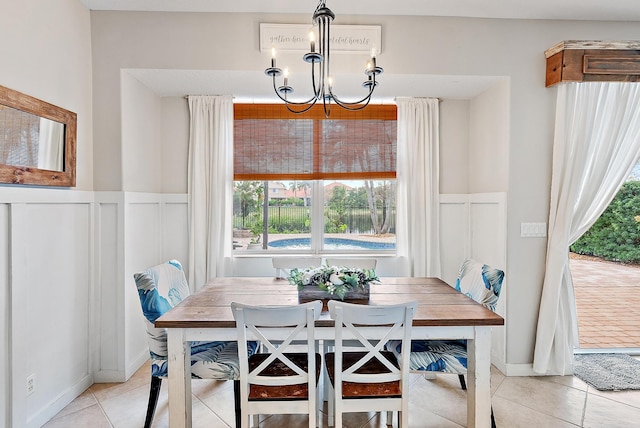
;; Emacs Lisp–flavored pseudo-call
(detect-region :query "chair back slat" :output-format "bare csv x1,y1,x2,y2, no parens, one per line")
329,300,417,385
232,300,323,427
326,300,417,427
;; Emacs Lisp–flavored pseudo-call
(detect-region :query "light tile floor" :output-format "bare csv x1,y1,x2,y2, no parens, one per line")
570,257,640,349
44,359,640,428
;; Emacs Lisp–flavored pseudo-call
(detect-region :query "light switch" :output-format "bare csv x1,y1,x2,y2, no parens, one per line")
521,222,547,237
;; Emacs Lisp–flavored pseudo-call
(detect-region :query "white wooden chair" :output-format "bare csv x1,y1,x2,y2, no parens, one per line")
325,257,377,270
232,300,323,428
325,300,417,428
272,256,322,279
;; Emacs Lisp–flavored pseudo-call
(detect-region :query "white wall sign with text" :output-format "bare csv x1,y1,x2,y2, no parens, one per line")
259,23,382,54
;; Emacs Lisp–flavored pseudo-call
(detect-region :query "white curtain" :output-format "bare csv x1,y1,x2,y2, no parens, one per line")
187,95,234,290
533,82,640,375
396,98,441,277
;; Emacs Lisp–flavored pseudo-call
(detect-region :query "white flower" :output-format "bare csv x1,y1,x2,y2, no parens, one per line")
329,273,344,285
302,272,312,285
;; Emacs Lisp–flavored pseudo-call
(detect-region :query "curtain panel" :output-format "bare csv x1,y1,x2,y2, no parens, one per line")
396,98,441,277
187,95,234,288
534,82,640,375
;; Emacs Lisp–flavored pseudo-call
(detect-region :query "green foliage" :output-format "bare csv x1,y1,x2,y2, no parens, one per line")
233,181,263,229
571,181,640,263
287,265,379,300
271,197,303,206
250,220,263,240
327,186,348,231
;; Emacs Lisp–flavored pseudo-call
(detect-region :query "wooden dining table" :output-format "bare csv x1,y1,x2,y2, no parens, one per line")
155,277,504,428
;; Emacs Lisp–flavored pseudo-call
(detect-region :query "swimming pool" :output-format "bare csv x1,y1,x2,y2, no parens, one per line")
268,237,395,250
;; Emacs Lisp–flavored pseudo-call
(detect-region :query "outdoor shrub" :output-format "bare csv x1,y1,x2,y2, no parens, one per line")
571,181,640,263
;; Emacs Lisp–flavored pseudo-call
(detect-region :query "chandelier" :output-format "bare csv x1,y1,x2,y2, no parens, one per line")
264,0,383,117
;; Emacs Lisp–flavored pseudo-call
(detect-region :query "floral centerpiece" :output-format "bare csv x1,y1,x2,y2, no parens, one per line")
288,265,379,301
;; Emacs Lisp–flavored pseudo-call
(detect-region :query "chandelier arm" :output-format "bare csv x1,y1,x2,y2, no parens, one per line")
271,77,319,106
284,99,320,114
328,79,376,108
330,93,373,111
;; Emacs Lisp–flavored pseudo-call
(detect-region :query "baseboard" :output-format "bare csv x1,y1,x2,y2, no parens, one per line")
491,359,507,375
503,363,548,377
26,373,93,428
126,351,150,380
93,351,149,383
93,369,127,383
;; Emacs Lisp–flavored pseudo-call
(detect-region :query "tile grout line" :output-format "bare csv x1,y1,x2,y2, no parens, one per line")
92,389,116,428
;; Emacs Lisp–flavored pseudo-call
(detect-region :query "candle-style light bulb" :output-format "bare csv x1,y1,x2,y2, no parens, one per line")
309,31,316,53
328,76,333,89
271,47,277,68
366,61,372,72
284,68,289,86
370,47,377,69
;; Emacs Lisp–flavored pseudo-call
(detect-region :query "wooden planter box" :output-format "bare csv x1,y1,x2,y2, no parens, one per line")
298,283,370,302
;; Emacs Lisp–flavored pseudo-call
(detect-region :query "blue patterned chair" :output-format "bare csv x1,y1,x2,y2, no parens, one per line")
388,259,504,428
134,260,258,428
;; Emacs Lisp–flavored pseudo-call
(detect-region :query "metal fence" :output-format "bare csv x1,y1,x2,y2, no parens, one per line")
233,205,396,234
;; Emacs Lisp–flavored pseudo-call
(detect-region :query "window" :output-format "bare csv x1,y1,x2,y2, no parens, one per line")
232,104,396,253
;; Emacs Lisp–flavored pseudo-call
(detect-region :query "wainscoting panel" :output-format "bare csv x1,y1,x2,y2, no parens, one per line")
0,189,94,428
439,195,469,286
124,195,163,376
469,193,507,373
95,196,121,379
160,194,189,271
0,203,9,428
440,193,507,371
94,192,190,382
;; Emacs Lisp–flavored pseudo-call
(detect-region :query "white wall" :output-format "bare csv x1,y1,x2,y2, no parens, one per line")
121,71,163,192
440,99,470,194
161,97,190,193
0,1,93,426
469,80,510,193
0,0,93,190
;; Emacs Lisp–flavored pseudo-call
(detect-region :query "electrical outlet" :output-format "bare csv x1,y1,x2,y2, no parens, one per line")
26,374,35,396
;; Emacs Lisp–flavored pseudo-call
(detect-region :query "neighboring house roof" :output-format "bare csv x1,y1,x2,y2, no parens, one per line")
325,181,353,191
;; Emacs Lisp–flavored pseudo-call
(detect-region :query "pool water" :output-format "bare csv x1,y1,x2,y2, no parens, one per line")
268,237,395,250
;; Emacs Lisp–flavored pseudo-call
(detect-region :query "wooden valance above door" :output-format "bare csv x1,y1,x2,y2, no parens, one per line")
545,40,640,87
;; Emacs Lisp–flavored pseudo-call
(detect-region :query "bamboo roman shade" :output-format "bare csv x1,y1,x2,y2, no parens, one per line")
233,104,397,180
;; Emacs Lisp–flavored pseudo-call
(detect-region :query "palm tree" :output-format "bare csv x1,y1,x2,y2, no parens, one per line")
289,181,310,206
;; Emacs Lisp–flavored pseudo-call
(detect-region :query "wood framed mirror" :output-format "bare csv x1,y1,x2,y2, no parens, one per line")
0,85,76,187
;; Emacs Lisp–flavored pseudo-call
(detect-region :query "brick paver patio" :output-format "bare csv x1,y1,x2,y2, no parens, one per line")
570,256,640,349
